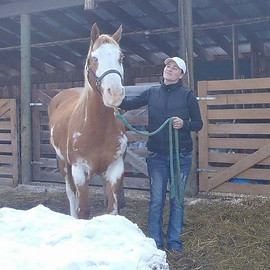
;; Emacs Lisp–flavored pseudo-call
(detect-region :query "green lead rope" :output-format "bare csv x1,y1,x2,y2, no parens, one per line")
114,109,184,206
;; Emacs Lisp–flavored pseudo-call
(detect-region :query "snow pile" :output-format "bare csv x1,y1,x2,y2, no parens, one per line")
0,205,169,270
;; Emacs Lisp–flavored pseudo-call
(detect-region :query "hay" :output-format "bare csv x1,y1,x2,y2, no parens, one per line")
0,185,269,270
166,196,270,270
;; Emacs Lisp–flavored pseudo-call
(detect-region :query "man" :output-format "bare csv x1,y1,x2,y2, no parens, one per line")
119,57,203,252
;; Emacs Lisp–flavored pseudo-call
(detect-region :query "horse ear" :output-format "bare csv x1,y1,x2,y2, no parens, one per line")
91,23,100,44
112,25,122,43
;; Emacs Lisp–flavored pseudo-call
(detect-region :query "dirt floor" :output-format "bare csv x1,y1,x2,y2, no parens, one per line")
0,183,270,270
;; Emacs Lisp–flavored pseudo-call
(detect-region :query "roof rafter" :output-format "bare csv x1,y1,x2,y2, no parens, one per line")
192,9,234,57
0,0,84,19
98,1,175,58
208,0,265,54
72,6,159,65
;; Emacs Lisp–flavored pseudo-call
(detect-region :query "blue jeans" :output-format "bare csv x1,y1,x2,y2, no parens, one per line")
147,150,192,251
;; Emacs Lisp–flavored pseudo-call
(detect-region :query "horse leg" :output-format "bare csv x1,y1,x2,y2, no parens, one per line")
104,156,125,214
118,182,126,210
75,181,90,219
105,175,124,214
104,181,125,209
71,163,91,219
58,160,78,218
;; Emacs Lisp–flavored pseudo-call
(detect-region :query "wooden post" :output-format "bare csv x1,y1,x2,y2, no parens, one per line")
21,14,32,184
178,0,198,196
251,42,259,78
232,25,239,79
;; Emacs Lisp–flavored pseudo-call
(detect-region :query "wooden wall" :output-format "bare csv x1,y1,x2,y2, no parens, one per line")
0,99,19,186
198,77,270,196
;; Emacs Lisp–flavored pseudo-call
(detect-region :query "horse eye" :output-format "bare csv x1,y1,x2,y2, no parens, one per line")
120,55,124,63
92,56,98,62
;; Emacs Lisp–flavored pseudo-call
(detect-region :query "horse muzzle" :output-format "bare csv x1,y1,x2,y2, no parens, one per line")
103,86,125,107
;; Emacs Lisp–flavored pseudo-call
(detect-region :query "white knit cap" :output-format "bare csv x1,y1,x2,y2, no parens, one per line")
164,57,186,74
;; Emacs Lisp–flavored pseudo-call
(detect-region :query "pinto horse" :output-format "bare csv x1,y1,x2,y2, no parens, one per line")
48,24,127,219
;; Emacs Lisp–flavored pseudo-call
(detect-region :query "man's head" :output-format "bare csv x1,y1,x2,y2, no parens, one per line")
163,57,186,85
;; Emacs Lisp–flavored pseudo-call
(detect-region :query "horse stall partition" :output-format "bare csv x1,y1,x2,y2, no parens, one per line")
198,77,270,196
31,84,157,190
0,99,19,186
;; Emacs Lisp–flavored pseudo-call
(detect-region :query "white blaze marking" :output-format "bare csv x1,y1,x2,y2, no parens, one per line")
92,43,123,79
50,126,65,160
91,43,124,107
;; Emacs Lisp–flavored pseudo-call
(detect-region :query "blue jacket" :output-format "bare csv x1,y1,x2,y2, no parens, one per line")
119,80,203,154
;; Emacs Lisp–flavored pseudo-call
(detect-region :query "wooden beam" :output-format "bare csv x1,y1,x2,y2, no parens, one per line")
72,6,158,65
0,20,70,71
232,25,239,79
132,0,172,28
0,0,84,19
21,14,32,184
253,0,270,15
208,0,264,54
178,0,198,196
2,17,84,69
192,9,234,57
193,39,212,60
208,143,270,191
98,1,175,57
125,149,148,176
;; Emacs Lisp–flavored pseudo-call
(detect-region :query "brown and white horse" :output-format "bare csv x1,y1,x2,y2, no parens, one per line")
48,24,127,219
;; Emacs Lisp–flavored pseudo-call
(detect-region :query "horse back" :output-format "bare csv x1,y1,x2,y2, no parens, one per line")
48,88,82,116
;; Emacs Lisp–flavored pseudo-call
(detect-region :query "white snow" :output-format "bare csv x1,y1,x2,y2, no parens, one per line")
0,205,169,270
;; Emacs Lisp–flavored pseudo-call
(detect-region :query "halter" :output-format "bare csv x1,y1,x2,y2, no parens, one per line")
87,65,123,95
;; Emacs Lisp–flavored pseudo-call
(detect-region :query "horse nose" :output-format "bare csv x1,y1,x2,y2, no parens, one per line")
107,86,124,96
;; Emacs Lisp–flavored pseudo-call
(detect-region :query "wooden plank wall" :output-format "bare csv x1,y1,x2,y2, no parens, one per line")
198,78,270,196
31,84,158,189
0,99,18,186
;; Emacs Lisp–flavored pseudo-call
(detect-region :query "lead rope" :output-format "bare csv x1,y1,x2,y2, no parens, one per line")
114,108,184,205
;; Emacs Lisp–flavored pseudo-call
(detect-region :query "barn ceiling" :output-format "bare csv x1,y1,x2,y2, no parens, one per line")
0,0,270,78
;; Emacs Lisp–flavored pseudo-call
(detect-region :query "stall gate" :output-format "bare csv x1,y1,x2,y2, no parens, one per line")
0,99,19,186
198,77,270,196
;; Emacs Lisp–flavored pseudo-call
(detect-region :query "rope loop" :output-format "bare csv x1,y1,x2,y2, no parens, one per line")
114,109,185,205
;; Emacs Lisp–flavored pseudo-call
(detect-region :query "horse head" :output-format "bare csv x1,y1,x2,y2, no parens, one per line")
85,23,125,108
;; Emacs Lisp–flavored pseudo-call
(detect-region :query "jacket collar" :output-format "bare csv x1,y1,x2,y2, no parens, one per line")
161,79,183,92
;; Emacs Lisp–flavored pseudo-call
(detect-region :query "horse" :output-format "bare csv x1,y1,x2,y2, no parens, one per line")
48,23,127,219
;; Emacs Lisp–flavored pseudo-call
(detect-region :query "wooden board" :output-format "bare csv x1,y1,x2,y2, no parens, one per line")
0,99,18,186
198,78,270,195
